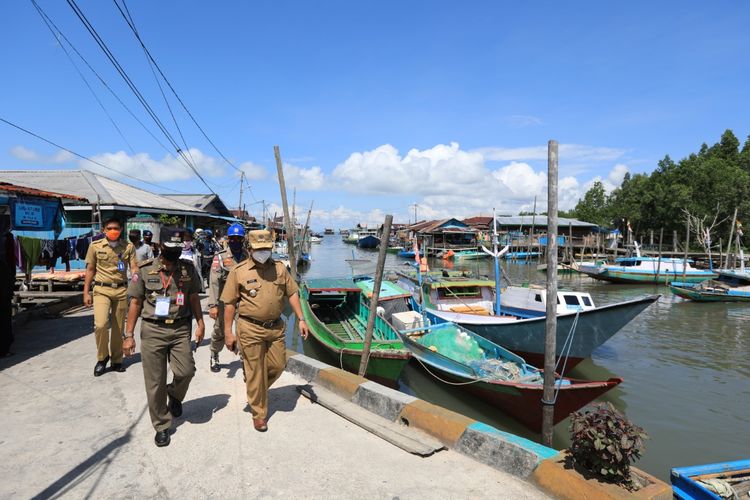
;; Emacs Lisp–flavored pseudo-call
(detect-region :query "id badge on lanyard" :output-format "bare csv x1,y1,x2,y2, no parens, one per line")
117,253,125,271
155,296,170,317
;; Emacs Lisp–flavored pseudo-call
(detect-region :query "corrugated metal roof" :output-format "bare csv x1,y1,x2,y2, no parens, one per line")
0,170,203,213
0,181,87,201
496,216,597,227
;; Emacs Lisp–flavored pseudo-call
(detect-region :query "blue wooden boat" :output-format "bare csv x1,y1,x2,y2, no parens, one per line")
504,251,542,260
576,256,717,284
671,459,750,499
398,248,423,258
396,271,659,368
670,270,750,302
394,320,622,432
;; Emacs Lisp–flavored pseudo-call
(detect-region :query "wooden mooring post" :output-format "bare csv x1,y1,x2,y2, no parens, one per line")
682,221,690,283
542,140,558,447
359,214,393,377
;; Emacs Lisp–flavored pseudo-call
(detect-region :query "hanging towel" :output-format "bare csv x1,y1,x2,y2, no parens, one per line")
76,236,92,263
17,236,43,276
14,237,24,272
68,237,78,261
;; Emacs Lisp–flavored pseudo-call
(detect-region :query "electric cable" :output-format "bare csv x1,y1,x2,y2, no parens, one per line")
0,116,189,194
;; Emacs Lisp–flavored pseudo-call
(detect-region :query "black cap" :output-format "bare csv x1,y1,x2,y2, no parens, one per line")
143,230,153,237
160,226,187,248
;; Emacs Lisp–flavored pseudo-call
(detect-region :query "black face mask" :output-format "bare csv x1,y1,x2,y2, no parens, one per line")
129,236,140,244
161,247,182,262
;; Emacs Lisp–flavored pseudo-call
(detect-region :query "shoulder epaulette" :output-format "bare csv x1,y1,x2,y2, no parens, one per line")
138,258,155,268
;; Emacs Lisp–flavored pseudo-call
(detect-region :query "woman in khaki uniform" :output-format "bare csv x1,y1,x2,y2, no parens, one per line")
82,218,137,376
220,229,309,432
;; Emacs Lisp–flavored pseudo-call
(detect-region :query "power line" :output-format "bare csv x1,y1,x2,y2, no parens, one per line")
64,0,216,194
29,0,174,158
30,0,157,183
114,0,242,174
0,116,188,194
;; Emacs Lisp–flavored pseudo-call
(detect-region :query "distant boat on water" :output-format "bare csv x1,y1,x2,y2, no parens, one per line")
324,228,334,235
357,229,380,249
576,256,717,284
670,269,750,302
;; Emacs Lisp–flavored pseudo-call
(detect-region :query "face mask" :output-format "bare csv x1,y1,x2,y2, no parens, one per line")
105,229,121,241
161,247,182,262
252,250,271,264
183,241,193,251
228,240,243,253
129,236,140,244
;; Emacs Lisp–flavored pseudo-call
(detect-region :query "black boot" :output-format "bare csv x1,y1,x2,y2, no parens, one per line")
154,429,170,447
94,356,109,377
210,352,220,372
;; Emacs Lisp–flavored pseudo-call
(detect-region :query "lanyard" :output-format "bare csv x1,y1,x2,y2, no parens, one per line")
160,270,175,297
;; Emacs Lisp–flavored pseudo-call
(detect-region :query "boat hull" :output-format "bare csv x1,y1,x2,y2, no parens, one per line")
577,267,716,284
670,284,750,302
401,327,621,431
357,235,380,248
671,459,750,500
427,295,659,368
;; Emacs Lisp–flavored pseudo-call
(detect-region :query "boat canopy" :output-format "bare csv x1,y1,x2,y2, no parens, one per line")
305,278,361,293
355,277,412,300
427,279,495,290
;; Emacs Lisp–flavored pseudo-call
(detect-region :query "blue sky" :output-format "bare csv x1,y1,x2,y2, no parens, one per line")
2,1,749,228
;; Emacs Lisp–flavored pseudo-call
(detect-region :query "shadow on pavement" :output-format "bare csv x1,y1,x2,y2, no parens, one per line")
2,314,94,371
267,384,302,421
177,393,231,427
31,405,148,500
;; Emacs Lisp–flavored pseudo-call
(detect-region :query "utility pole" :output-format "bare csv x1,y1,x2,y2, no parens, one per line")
411,203,418,223
238,171,245,220
541,140,558,447
359,214,393,376
274,145,297,280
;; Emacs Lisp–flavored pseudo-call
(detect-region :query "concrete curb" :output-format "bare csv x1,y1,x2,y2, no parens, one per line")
285,351,557,478
285,350,674,497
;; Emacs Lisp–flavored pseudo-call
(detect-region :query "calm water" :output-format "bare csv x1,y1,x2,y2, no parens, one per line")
287,236,750,480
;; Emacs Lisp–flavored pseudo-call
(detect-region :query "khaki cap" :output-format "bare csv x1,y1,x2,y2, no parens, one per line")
247,229,274,249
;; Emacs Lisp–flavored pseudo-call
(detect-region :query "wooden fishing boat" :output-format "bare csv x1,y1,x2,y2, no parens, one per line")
576,256,716,284
445,249,488,260
396,271,658,368
394,320,622,432
671,459,750,499
357,229,380,249
398,248,423,258
343,230,359,244
300,277,411,384
670,270,750,302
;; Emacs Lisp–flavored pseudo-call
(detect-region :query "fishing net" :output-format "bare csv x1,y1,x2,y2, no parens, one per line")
467,358,542,383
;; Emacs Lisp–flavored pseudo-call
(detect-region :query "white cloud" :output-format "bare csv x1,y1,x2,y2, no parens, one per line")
475,144,625,165
237,161,267,180
280,163,325,190
11,145,74,164
83,148,225,182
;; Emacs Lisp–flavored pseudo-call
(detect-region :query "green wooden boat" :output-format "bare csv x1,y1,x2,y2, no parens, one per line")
300,277,412,384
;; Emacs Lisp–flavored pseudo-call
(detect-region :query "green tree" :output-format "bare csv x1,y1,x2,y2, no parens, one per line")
572,181,611,227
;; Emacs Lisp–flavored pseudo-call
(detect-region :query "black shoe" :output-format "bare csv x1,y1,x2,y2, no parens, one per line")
94,357,109,377
168,395,183,418
154,429,170,447
210,352,220,372
111,363,126,373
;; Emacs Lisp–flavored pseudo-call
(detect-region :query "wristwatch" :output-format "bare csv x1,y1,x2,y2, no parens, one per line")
122,332,134,340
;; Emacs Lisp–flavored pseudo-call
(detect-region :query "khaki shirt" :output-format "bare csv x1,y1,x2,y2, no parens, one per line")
220,259,298,321
128,258,201,320
85,238,136,284
208,247,249,306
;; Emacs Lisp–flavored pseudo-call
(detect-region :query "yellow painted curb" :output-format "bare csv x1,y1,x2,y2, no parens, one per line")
316,367,368,399
532,455,672,500
398,399,476,446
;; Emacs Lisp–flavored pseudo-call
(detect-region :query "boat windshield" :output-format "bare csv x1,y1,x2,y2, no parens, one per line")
437,286,483,299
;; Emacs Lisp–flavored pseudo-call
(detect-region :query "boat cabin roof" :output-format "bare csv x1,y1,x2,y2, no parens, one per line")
614,256,692,264
305,278,361,293
354,277,412,300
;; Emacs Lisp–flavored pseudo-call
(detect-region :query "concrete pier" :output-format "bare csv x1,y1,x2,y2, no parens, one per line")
0,300,549,499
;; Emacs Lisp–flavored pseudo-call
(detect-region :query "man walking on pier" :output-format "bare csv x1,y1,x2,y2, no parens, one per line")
82,218,137,376
123,226,205,447
220,229,309,432
207,223,249,372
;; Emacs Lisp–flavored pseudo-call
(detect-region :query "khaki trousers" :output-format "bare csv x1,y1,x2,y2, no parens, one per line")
237,318,287,420
140,320,196,431
92,286,127,363
209,302,226,354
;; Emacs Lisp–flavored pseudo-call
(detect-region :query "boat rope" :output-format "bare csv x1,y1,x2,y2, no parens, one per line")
548,309,580,405
413,356,495,386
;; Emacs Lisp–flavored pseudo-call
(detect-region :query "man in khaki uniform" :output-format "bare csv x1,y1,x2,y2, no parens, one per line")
207,223,249,372
221,229,309,432
83,218,137,376
123,226,205,447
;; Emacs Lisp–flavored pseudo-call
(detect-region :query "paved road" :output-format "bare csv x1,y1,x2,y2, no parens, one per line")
1,301,549,499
